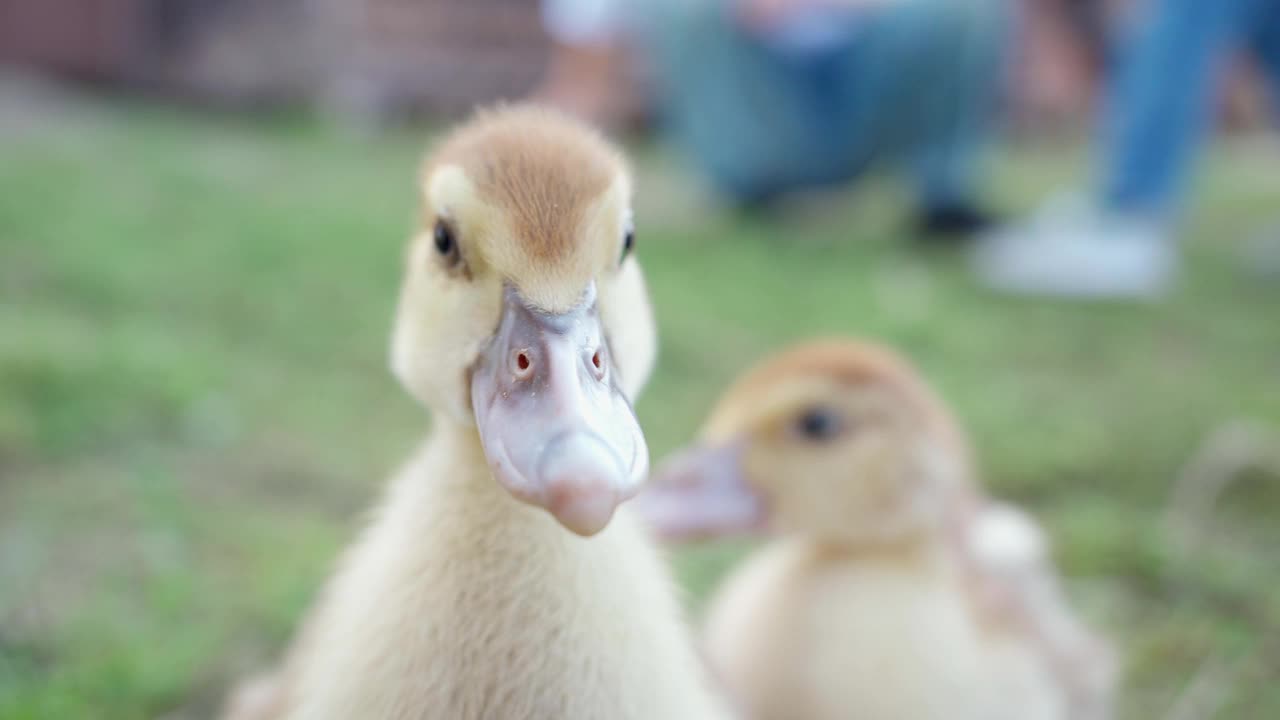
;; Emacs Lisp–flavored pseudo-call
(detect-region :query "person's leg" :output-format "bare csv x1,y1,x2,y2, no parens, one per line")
1100,0,1256,217
634,0,862,204
796,0,1007,236
1245,0,1280,118
906,0,1010,220
973,0,1259,299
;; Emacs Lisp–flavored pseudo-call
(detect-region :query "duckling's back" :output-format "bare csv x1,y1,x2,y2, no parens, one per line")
703,538,1066,720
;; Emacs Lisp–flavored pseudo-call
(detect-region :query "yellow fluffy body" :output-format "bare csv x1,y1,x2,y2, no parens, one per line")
706,536,1068,720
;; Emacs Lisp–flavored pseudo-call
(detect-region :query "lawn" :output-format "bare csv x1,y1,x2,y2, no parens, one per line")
2,88,1279,719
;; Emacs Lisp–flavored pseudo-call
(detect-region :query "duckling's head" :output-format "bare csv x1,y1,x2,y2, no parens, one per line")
637,340,972,545
392,104,656,536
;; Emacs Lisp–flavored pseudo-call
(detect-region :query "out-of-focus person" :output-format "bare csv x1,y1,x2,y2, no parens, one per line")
536,0,1011,242
1012,0,1111,132
975,0,1280,299
533,0,647,129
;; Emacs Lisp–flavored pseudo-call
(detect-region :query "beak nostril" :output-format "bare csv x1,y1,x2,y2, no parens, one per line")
590,349,606,380
513,350,533,377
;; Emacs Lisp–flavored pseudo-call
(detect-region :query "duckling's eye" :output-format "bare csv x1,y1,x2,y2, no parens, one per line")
433,219,454,254
620,223,635,263
433,218,461,268
795,408,843,442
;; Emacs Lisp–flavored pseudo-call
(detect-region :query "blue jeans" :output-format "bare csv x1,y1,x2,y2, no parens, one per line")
1102,0,1280,216
637,0,1009,208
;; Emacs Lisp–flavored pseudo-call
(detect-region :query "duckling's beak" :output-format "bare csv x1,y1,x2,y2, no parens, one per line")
632,441,767,542
471,283,648,536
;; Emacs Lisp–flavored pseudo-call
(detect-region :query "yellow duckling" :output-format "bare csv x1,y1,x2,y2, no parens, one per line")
223,104,728,720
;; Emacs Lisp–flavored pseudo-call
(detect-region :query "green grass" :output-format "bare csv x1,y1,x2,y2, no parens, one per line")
2,93,1279,719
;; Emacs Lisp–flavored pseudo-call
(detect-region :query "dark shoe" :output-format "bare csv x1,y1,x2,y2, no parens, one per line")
914,205,998,244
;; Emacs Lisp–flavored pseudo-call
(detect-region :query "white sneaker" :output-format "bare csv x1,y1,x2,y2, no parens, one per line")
973,199,1177,300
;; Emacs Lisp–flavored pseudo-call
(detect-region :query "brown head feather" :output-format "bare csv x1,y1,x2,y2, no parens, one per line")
710,338,971,469
426,104,625,265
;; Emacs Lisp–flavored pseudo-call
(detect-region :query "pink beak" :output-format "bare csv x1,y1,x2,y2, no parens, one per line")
470,283,648,536
631,440,768,542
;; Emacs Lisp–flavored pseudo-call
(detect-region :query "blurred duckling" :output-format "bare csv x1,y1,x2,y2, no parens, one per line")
637,339,1117,720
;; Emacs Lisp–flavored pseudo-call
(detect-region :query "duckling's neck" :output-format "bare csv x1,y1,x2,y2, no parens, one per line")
426,417,489,485
349,416,728,718
389,417,548,532
284,416,729,718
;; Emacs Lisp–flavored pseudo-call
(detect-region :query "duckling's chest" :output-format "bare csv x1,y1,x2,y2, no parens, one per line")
703,543,1062,720
290,477,718,720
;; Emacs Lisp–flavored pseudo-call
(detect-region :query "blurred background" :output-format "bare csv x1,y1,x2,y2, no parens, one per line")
1,0,1278,717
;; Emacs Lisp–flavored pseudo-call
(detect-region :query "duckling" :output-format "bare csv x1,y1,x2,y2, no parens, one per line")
636,339,1116,720
223,105,728,720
